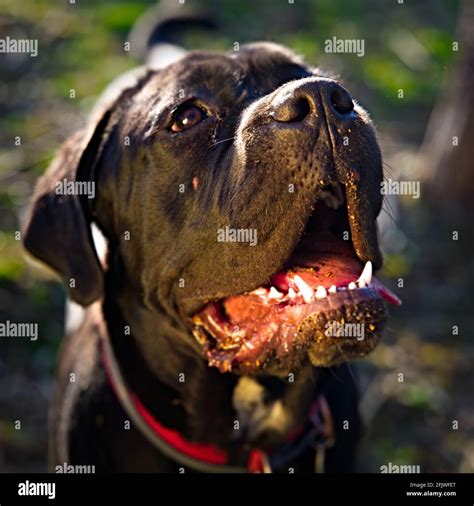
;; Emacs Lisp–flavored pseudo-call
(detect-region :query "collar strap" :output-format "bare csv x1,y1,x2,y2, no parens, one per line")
101,334,334,473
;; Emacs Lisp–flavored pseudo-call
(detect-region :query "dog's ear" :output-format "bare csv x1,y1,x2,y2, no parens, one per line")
22,109,114,307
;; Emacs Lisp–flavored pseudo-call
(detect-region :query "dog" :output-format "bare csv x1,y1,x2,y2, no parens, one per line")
22,10,401,473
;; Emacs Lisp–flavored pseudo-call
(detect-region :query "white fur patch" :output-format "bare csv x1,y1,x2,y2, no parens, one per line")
232,377,291,440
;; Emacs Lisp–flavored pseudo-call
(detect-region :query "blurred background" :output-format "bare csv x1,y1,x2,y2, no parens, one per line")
0,0,472,472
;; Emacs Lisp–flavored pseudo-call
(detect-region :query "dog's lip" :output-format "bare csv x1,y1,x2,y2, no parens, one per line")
343,173,383,270
182,261,396,319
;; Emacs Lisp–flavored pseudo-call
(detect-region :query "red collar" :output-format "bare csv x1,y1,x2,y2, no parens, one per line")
131,392,228,465
101,335,334,473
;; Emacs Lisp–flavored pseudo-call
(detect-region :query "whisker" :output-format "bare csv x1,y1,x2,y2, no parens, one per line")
381,202,397,224
382,160,397,178
334,341,357,384
211,136,236,148
326,365,341,381
380,202,411,233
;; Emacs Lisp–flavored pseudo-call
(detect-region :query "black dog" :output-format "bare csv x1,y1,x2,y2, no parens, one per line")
22,13,400,473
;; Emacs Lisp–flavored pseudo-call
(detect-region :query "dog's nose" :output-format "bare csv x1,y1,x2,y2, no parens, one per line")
270,78,354,123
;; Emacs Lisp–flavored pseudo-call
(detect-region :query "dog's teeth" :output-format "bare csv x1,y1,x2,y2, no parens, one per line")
315,285,327,299
348,282,357,290
358,279,366,288
288,287,297,299
358,261,373,286
328,285,337,294
254,288,267,295
293,275,314,303
268,287,283,299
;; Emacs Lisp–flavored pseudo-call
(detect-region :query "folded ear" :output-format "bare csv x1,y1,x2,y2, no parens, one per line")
22,109,113,306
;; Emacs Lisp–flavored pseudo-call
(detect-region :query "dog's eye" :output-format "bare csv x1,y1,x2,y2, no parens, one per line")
170,104,207,133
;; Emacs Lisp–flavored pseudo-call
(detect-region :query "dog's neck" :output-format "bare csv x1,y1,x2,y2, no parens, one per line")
102,271,320,452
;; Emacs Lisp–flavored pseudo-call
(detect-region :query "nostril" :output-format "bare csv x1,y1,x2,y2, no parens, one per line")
330,87,354,115
290,97,311,122
271,95,311,123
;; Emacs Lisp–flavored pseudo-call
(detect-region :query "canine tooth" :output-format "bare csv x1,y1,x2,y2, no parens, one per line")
288,287,296,299
328,285,337,294
268,287,282,299
315,285,327,299
358,261,373,286
293,275,314,303
348,282,357,290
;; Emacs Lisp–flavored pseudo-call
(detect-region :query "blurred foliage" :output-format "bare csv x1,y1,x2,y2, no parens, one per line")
0,0,471,473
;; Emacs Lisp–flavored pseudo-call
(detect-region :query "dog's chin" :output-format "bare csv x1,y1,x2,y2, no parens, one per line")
191,187,401,375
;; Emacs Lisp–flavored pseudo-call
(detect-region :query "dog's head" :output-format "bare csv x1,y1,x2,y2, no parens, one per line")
23,42,400,375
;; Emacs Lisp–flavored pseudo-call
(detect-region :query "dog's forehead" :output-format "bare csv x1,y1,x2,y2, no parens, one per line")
231,42,313,89
161,52,246,100
141,43,311,105
232,42,308,74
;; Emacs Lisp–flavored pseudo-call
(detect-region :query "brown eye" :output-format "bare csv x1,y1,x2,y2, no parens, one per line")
170,104,207,132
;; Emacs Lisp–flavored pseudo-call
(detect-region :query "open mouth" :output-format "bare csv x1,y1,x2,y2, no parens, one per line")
192,184,401,374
